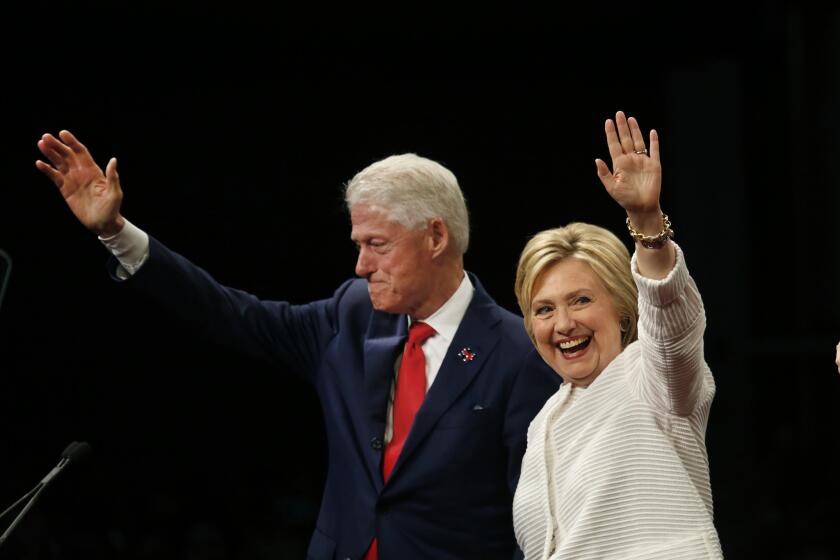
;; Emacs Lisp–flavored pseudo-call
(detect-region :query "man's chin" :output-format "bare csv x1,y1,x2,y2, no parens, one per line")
368,293,403,315
371,300,398,314
368,291,386,310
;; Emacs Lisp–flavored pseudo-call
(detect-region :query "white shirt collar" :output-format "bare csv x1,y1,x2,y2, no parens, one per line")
408,273,474,344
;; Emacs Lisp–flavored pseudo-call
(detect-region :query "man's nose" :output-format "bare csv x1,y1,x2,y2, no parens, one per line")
355,247,374,277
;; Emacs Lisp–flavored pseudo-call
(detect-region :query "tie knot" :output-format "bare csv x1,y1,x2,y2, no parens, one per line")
408,321,436,345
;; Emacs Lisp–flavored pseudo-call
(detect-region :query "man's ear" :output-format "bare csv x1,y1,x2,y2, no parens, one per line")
428,218,450,258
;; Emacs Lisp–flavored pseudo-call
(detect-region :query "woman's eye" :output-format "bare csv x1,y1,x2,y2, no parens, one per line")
534,305,552,316
574,296,591,305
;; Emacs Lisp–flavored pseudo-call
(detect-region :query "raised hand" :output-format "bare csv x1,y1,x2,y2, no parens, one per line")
36,131,125,237
596,111,674,278
595,111,662,235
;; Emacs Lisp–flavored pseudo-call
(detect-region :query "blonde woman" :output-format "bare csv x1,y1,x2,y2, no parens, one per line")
512,111,722,559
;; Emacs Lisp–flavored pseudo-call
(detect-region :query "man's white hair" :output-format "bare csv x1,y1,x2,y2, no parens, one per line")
344,154,470,255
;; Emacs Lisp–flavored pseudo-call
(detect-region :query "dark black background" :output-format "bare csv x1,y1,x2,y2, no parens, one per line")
2,3,840,558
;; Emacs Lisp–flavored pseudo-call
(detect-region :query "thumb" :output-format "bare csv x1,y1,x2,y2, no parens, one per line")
105,157,120,188
594,159,614,189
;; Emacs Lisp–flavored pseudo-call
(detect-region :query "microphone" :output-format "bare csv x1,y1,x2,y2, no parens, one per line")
0,441,91,547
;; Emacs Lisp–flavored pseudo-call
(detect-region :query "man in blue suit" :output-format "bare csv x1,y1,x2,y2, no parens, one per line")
36,131,559,559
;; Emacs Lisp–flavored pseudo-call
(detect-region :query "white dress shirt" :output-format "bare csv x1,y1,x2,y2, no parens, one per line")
384,273,474,443
98,219,149,278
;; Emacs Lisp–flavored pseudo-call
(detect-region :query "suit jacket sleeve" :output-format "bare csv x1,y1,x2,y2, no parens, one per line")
111,236,345,383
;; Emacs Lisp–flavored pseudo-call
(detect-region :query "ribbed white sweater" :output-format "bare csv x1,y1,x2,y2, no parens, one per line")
513,244,723,559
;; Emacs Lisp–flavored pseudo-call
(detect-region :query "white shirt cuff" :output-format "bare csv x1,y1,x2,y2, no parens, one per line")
99,218,150,277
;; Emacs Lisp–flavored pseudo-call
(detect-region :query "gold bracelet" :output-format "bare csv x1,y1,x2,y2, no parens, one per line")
626,214,674,249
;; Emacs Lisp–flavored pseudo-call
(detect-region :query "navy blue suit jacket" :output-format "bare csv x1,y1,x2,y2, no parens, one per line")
119,238,559,559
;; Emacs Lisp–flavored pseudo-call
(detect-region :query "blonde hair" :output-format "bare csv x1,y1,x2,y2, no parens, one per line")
514,222,638,347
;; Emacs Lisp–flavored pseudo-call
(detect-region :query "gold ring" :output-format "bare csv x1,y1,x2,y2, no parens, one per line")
634,148,648,155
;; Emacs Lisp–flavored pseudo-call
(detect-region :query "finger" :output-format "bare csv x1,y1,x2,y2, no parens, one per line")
615,111,635,154
37,139,70,171
35,160,64,188
605,119,623,162
40,133,73,158
628,117,647,153
58,130,89,155
36,138,53,159
594,159,615,190
649,129,661,162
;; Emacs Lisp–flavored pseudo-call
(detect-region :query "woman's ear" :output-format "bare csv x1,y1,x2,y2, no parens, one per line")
619,316,630,333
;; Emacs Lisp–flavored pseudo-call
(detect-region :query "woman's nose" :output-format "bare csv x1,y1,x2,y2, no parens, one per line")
554,308,575,334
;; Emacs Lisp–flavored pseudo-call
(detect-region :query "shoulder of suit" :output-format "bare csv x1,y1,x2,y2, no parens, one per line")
490,304,531,345
331,278,375,315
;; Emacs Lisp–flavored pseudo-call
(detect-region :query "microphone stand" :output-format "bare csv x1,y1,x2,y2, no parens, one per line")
0,486,40,524
0,442,89,547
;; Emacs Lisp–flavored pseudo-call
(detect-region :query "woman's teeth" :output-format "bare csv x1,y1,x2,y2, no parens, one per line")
558,336,591,353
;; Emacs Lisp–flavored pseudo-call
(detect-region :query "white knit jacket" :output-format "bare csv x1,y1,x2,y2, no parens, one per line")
513,244,723,559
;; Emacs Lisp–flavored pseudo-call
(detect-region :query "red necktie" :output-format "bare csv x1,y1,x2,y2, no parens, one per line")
364,321,436,560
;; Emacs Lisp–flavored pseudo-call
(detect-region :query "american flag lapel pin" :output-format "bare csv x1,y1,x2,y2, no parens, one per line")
458,347,476,362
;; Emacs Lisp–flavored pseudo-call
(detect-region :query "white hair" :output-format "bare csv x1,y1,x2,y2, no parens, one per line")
344,153,470,255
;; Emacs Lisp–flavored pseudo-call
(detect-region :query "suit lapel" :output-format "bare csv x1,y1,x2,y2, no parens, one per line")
388,276,502,479
363,311,407,491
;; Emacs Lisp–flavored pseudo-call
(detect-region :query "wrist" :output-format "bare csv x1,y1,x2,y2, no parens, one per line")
625,209,663,236
626,212,674,250
96,215,125,239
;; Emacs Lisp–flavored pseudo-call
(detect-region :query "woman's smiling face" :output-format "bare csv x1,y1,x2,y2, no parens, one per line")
530,257,623,386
